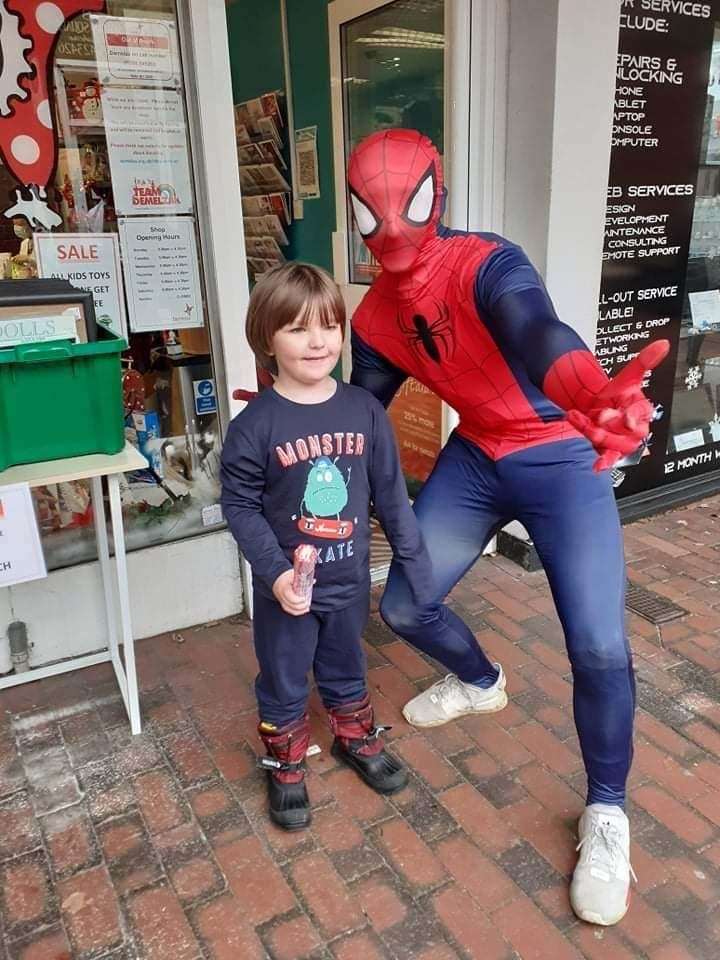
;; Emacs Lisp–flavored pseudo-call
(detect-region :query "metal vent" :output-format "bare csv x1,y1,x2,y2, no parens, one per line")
625,583,687,624
371,525,689,624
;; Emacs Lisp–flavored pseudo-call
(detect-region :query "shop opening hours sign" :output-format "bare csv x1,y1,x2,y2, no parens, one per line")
119,216,203,334
597,0,720,497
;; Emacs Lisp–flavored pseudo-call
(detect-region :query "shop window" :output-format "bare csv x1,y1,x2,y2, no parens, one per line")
0,1,224,570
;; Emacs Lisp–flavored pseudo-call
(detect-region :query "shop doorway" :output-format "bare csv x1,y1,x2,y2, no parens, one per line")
328,0,508,497
225,0,507,584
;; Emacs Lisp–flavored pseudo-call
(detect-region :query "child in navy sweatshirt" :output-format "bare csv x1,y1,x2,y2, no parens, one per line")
221,262,433,830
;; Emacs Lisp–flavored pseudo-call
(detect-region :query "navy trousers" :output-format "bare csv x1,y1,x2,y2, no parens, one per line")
253,589,370,726
380,434,634,807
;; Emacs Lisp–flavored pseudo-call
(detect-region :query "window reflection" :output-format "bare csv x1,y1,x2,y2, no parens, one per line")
342,0,445,284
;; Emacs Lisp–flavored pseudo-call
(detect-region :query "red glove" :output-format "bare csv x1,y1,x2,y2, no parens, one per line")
565,340,670,472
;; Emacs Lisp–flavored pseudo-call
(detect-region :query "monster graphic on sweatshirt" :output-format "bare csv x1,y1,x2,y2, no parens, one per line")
274,427,365,544
220,383,432,610
290,455,355,564
297,457,353,540
302,457,349,517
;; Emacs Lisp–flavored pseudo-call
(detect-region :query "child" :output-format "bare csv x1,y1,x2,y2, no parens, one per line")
221,262,433,831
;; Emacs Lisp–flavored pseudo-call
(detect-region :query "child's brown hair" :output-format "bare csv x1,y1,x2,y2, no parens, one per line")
245,262,346,374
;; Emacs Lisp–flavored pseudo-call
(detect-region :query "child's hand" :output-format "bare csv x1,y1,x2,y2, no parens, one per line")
272,569,311,616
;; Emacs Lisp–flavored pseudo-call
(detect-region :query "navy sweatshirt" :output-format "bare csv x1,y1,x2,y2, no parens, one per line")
220,382,433,611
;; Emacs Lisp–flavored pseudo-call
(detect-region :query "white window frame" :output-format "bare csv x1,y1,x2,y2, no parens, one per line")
181,0,256,422
181,0,260,613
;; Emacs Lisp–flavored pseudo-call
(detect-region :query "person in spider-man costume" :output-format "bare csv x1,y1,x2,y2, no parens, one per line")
348,129,669,926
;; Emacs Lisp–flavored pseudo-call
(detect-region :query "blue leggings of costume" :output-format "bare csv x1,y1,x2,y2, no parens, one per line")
380,434,634,807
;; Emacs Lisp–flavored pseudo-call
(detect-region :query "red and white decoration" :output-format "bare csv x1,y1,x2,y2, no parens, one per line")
0,0,105,229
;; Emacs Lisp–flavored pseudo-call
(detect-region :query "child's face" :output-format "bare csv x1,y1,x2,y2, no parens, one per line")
270,307,343,386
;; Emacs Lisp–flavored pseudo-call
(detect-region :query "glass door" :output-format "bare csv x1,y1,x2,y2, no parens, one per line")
340,1,445,286
329,0,452,497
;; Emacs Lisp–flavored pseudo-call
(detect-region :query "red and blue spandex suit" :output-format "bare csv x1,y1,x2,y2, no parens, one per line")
348,129,669,807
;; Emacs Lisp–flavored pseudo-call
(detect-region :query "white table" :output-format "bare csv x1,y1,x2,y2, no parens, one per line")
0,443,147,734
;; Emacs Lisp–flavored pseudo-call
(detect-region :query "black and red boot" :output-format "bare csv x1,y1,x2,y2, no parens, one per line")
257,716,311,831
328,695,407,794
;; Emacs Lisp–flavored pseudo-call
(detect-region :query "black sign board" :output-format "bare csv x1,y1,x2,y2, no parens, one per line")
598,2,719,496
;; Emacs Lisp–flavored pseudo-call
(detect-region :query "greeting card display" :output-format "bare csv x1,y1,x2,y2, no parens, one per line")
234,90,290,280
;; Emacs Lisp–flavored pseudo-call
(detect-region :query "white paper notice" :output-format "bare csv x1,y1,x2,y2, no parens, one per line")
674,429,706,452
119,217,203,333
91,16,179,85
0,484,47,588
101,87,193,217
201,504,223,527
34,233,127,339
689,289,720,331
295,126,320,199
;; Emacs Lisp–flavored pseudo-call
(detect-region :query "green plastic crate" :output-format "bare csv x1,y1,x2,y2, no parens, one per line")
0,327,127,471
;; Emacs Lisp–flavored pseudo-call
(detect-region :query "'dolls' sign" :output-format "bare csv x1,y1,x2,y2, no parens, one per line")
34,233,127,339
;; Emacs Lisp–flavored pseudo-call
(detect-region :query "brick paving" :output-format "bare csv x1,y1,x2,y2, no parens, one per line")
2,497,720,959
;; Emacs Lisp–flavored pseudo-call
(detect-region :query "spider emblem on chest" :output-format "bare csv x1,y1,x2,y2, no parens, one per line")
397,301,455,364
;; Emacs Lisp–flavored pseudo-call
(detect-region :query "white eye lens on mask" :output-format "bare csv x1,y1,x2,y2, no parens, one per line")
350,193,378,237
324,470,333,482
405,173,435,224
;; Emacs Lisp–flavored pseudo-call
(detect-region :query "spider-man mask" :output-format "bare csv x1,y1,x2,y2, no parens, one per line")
348,129,444,274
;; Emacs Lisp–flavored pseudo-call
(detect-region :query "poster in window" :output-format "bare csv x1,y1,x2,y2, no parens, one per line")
295,126,320,200
101,87,193,216
388,380,443,493
34,233,127,339
119,216,203,333
56,14,96,61
91,16,180,86
0,484,47,588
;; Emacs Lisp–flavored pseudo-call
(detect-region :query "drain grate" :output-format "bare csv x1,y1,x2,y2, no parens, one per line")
625,582,687,624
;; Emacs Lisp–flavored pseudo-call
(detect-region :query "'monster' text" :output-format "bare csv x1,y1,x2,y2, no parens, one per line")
276,432,366,467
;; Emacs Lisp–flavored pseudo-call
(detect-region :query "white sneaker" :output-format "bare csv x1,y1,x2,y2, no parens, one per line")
402,665,507,728
570,803,636,926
